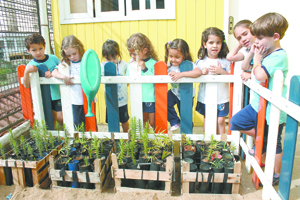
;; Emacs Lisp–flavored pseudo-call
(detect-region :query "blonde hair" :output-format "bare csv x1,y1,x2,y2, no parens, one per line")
126,33,159,62
60,35,85,65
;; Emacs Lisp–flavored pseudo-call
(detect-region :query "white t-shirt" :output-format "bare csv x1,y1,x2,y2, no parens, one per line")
69,61,84,105
239,47,250,59
101,60,128,107
167,62,196,100
195,57,231,104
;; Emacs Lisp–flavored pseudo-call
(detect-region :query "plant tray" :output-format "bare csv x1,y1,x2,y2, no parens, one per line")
180,134,242,195
0,140,65,188
111,152,174,194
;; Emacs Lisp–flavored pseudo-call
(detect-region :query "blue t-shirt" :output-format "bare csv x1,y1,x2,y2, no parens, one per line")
250,49,288,125
26,54,61,100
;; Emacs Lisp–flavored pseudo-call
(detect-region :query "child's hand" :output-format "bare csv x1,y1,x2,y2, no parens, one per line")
254,45,269,64
202,68,209,75
249,43,256,54
139,61,146,70
209,62,222,75
240,72,251,81
45,71,52,78
26,65,38,73
63,76,74,85
168,71,182,82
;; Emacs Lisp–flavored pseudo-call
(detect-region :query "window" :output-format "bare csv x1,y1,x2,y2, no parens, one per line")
59,0,175,24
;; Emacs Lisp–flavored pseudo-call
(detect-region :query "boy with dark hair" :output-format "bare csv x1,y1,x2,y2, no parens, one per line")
23,33,63,126
230,12,289,185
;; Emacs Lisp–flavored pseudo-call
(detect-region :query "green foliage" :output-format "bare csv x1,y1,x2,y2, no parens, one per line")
87,145,93,158
84,156,89,166
20,135,26,154
211,152,223,169
125,141,130,156
161,150,171,160
0,142,6,159
141,122,152,157
55,121,61,144
27,143,33,157
12,140,19,159
118,138,125,165
229,143,237,152
183,134,193,146
63,124,70,146
49,132,55,149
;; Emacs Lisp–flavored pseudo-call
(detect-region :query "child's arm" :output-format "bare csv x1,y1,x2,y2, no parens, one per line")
169,67,202,82
52,68,74,85
241,44,255,71
226,44,244,62
240,71,251,81
253,45,270,81
23,65,38,88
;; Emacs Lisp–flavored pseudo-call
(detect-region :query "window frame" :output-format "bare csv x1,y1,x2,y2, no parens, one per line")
59,0,175,24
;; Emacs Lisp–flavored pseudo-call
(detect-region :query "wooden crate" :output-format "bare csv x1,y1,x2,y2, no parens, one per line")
49,150,112,192
111,153,174,194
0,141,64,188
180,134,242,194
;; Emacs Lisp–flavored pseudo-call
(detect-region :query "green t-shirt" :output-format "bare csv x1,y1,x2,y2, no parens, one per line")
126,57,156,102
250,49,288,125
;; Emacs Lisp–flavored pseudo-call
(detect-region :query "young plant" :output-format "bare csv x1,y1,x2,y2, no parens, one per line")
202,132,206,143
229,143,237,152
161,150,171,160
89,129,93,140
0,143,6,159
211,152,223,169
12,140,19,159
87,146,93,158
84,156,89,166
55,121,61,144
20,135,26,154
141,122,152,157
92,137,101,159
125,141,130,157
118,138,125,165
183,135,193,146
63,124,70,146
49,132,55,149
27,143,33,158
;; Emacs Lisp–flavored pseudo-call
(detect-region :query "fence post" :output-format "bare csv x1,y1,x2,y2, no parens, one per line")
30,71,45,123
278,75,300,200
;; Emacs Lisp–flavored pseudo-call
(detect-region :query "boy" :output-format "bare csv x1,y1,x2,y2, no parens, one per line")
230,12,289,185
23,33,63,126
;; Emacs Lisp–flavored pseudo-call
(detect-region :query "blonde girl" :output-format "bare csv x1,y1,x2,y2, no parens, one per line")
101,39,129,132
126,33,158,128
52,35,86,129
195,27,231,135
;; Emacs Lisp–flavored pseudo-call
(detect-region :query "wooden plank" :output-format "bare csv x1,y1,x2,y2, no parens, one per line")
154,61,168,133
181,161,190,194
49,169,101,183
182,172,241,184
32,169,38,186
252,79,268,189
0,167,6,185
165,156,172,193
39,176,51,189
94,158,101,190
180,60,193,134
115,186,170,193
111,153,121,187
278,75,300,200
38,165,49,181
232,161,242,194
105,62,120,132
17,168,26,187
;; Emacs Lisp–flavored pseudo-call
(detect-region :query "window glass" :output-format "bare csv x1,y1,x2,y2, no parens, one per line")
101,0,119,12
131,0,139,10
70,0,87,13
156,0,164,9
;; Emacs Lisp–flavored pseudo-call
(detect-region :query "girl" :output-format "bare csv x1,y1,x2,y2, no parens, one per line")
165,39,202,131
52,35,86,129
195,27,231,135
101,39,129,132
126,33,158,128
227,20,256,81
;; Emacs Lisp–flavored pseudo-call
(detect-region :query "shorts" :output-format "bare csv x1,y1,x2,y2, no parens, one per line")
143,102,155,113
72,104,85,129
52,100,62,112
230,104,283,154
106,104,129,124
195,102,229,117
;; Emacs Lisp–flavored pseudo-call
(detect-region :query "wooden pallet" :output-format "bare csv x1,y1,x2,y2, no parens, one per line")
0,141,64,188
111,153,174,194
180,134,242,194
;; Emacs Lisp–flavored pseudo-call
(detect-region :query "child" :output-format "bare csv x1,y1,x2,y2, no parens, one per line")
230,12,289,185
126,33,158,128
164,39,202,131
227,20,256,81
52,35,86,129
195,27,231,135
101,39,129,132
23,33,63,127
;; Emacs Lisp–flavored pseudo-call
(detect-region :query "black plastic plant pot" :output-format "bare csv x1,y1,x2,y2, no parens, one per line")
24,168,33,187
138,157,150,170
183,157,194,164
234,155,240,162
212,163,224,194
223,161,234,194
183,150,195,160
148,162,161,190
222,153,233,162
4,167,13,185
127,161,146,189
189,163,197,193
198,163,211,193
79,163,93,189
124,156,133,164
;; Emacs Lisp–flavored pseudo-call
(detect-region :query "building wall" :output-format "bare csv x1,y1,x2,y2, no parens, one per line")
51,0,224,126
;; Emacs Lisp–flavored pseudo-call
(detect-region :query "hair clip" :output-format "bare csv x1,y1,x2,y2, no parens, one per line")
107,39,114,41
168,40,171,45
223,40,226,43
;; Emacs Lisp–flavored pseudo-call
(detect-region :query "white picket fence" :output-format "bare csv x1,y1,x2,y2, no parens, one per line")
24,63,300,199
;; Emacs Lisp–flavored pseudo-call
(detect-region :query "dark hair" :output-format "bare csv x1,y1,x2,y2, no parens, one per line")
250,12,288,39
164,39,192,64
25,33,45,50
197,27,229,60
126,33,159,61
233,20,252,38
102,40,122,62
60,35,85,65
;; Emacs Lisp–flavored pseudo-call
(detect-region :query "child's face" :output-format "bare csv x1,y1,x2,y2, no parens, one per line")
27,43,46,60
106,55,119,65
128,48,147,61
64,47,81,62
234,26,255,48
254,35,274,52
169,49,184,66
203,35,222,59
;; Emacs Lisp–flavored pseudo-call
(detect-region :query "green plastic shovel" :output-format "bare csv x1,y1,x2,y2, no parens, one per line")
80,49,101,117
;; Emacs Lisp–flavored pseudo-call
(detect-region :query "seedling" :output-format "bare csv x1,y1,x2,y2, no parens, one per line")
211,152,223,169
27,143,33,158
84,156,89,166
55,121,61,144
49,132,55,149
118,137,125,165
20,135,26,154
161,150,171,160
0,143,6,159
